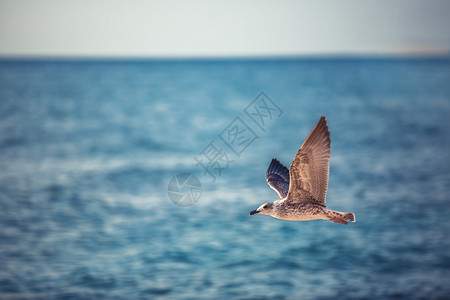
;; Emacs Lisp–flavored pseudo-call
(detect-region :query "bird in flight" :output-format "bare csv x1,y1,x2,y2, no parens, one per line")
250,116,355,224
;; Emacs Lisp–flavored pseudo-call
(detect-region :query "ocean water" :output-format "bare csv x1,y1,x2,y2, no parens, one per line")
0,57,449,299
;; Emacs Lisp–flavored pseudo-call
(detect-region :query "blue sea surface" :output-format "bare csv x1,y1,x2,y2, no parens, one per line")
0,57,449,299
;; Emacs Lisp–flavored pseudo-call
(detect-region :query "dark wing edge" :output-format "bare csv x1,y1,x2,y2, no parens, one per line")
266,158,290,199
287,116,331,205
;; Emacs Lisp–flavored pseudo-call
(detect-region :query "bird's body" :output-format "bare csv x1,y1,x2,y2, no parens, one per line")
271,201,325,221
250,116,355,225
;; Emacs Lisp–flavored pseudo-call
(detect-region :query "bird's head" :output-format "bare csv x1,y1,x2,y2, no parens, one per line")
250,202,274,216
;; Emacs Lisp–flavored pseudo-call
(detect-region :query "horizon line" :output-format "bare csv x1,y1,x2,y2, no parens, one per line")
1,51,450,62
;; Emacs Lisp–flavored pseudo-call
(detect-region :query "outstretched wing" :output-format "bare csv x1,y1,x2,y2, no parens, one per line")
287,116,331,205
266,158,290,199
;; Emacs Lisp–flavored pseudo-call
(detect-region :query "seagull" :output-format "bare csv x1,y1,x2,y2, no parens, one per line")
249,116,355,224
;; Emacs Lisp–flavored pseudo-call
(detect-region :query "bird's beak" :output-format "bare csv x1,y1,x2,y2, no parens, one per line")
249,210,259,215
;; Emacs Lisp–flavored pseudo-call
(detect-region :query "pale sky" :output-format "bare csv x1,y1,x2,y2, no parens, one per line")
1,0,449,57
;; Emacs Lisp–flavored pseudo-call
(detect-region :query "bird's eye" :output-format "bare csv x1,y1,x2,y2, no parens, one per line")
263,205,268,209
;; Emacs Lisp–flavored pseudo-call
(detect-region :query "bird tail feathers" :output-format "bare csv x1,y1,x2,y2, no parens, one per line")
342,212,356,222
327,210,356,224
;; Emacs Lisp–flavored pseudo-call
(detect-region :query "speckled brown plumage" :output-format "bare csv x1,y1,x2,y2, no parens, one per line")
250,116,356,225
